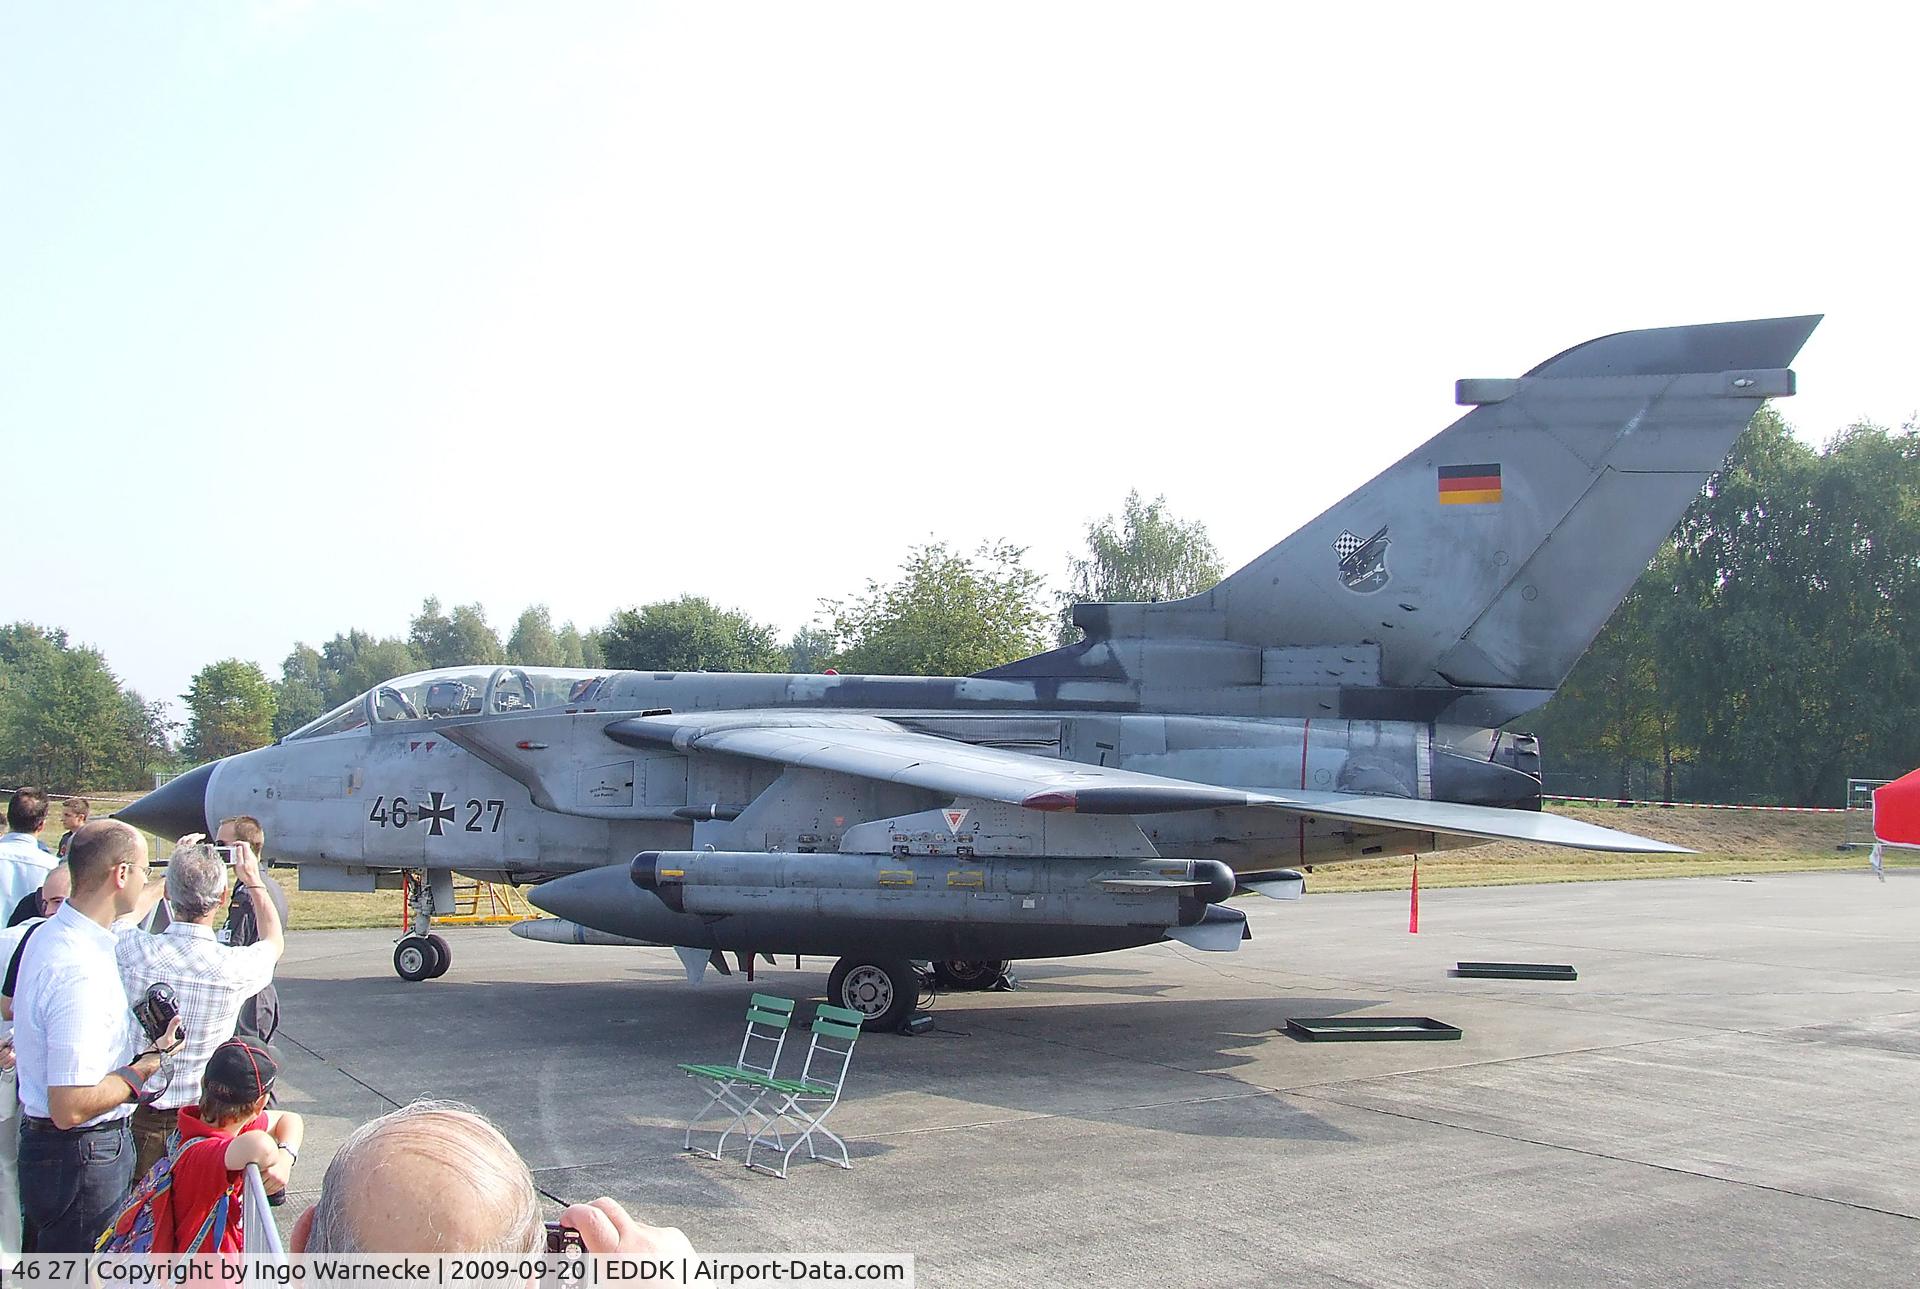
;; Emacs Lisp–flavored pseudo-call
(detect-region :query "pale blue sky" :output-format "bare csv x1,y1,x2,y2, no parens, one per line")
4,2,1915,719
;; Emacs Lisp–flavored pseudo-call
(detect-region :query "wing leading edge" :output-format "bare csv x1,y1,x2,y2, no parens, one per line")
604,714,1688,855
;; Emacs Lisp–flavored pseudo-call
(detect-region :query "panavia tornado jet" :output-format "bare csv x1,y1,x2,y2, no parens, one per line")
119,315,1820,1028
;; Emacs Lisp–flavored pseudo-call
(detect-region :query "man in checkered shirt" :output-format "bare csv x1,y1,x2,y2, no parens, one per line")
116,839,284,1183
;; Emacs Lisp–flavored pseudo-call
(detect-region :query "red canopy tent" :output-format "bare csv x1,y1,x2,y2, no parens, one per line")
1869,768,1920,878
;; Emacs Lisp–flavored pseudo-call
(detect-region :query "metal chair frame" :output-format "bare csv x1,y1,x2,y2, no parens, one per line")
745,1004,864,1179
680,993,797,1160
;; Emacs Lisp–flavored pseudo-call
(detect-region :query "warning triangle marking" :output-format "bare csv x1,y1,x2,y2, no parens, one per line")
942,808,969,834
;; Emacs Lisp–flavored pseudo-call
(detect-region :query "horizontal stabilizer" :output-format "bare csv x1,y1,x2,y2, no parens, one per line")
1263,791,1690,853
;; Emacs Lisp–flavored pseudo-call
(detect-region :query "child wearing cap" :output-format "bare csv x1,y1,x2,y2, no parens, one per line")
159,1038,304,1252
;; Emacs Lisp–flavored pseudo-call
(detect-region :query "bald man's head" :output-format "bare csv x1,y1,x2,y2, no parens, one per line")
39,863,70,915
66,820,148,915
298,1102,543,1253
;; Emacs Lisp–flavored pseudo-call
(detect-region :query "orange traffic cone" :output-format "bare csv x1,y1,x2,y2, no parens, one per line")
1409,861,1420,934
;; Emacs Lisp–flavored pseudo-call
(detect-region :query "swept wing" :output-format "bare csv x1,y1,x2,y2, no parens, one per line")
604,713,1686,855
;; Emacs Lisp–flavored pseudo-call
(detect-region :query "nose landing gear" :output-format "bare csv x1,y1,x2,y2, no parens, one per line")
394,869,453,981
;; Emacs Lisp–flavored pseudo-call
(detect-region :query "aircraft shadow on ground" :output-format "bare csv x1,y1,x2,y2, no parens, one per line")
277,964,1371,1201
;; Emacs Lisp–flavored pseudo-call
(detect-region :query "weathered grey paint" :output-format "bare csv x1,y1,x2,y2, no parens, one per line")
120,316,1820,968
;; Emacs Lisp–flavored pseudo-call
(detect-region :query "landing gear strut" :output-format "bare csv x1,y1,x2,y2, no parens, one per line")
826,956,917,1032
394,870,452,982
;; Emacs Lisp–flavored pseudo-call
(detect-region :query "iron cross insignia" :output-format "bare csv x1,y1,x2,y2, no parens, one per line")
422,791,457,837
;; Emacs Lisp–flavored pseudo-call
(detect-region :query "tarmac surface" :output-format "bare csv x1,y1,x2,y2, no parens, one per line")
268,870,1919,1287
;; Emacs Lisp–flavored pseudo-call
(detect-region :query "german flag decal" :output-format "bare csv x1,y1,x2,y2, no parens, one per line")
1438,462,1502,505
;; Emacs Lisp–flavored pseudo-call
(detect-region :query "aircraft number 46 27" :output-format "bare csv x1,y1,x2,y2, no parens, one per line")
367,793,505,836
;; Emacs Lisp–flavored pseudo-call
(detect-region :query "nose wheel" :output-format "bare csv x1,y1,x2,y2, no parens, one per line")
394,870,452,981
394,935,450,981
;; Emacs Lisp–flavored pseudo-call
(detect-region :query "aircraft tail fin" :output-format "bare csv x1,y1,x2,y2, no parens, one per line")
986,315,1820,717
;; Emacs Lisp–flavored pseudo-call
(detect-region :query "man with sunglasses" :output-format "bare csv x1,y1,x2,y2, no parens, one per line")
10,821,176,1251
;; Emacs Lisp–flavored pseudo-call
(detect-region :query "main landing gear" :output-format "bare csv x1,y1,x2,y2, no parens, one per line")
932,959,1013,991
825,957,919,1032
823,957,1016,1031
394,869,452,982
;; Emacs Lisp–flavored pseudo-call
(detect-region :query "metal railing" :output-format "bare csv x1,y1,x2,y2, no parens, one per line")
242,1163,285,1255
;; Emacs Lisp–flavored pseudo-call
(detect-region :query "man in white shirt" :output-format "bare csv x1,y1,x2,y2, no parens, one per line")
118,839,283,1181
0,790,56,925
12,822,176,1252
0,865,64,1255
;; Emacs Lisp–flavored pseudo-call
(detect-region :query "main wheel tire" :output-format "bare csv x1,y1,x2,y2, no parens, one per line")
933,960,1009,991
827,957,916,1032
425,934,452,978
394,937,436,982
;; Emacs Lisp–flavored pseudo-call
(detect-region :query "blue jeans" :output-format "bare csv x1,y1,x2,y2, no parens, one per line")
18,1116,134,1253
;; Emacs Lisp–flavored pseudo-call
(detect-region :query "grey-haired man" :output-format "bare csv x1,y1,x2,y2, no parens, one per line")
117,839,283,1182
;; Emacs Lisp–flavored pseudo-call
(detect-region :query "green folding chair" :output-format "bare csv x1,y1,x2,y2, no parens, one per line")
744,1004,864,1179
679,993,797,1160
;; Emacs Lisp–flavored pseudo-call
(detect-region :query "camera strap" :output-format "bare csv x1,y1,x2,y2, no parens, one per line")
2,919,43,998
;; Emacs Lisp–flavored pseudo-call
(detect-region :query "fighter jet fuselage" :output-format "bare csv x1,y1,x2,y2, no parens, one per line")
119,315,1822,1025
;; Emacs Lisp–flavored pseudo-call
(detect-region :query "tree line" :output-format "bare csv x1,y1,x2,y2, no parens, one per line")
1531,409,1920,806
0,493,1220,785
6,418,1916,807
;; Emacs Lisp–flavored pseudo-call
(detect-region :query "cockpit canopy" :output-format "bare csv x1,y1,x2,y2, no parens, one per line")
287,666,611,740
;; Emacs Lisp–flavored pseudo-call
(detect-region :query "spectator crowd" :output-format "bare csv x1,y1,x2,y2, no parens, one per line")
0,786,691,1259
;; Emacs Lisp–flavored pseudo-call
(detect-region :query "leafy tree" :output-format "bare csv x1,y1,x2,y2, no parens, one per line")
1536,409,1920,806
184,660,277,762
1663,411,1920,804
601,596,784,673
1060,491,1224,641
271,644,329,737
784,626,836,673
318,630,377,705
0,628,131,787
117,691,179,785
508,606,562,667
334,638,425,701
825,540,1053,676
409,597,505,668
313,631,423,707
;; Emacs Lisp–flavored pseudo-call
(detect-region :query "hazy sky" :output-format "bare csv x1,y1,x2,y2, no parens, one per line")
4,2,1914,718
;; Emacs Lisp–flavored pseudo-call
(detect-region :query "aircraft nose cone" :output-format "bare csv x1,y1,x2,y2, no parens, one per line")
115,760,217,840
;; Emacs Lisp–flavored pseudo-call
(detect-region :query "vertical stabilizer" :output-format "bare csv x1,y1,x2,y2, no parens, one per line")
986,315,1821,709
